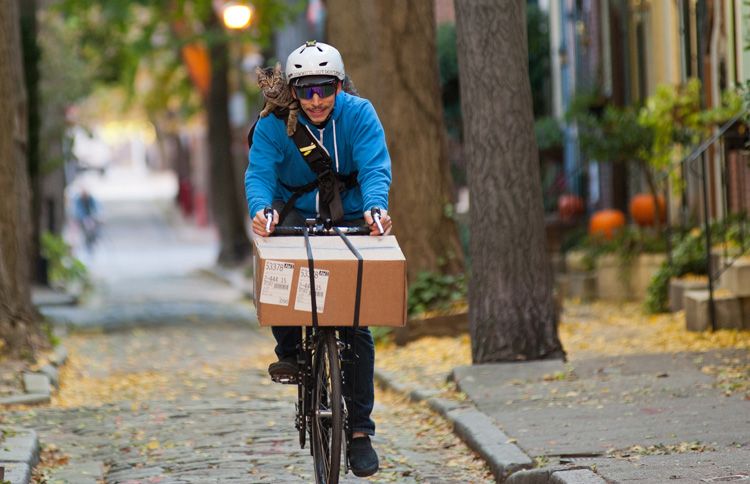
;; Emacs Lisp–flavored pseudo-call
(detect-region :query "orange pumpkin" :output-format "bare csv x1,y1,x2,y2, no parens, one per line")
589,209,626,240
558,194,585,221
629,193,666,226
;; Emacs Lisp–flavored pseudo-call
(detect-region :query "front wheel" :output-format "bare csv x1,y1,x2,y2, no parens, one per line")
311,329,343,484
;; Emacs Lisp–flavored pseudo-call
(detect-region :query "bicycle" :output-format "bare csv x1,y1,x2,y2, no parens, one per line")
266,208,384,484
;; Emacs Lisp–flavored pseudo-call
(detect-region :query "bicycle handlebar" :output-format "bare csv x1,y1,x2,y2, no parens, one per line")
271,225,371,236
264,206,383,236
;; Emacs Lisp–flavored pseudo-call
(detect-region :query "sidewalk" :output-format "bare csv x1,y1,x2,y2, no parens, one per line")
1,287,71,484
374,302,750,483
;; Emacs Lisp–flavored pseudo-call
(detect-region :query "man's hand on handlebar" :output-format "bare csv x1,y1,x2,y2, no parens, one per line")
253,207,279,236
364,208,392,236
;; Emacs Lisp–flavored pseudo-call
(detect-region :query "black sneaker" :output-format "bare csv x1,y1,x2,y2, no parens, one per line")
268,356,298,384
349,436,379,477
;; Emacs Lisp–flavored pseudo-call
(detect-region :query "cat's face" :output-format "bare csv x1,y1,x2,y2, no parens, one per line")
256,63,286,99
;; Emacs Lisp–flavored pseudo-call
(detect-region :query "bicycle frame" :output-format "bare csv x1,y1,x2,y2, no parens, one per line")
270,216,372,483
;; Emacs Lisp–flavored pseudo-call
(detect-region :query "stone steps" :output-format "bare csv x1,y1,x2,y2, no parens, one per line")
684,259,750,331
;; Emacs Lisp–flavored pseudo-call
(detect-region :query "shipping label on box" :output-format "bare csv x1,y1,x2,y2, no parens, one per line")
294,267,330,313
253,235,407,327
259,260,295,306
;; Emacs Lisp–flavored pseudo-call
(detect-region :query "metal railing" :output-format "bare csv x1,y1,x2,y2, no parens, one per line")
668,111,750,330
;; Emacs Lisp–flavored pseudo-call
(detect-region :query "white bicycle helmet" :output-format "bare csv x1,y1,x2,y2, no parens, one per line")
285,40,345,85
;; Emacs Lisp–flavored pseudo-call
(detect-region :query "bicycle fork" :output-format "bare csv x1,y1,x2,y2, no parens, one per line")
296,327,315,449
339,332,358,474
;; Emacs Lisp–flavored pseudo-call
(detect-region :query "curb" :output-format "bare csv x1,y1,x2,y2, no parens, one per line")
373,368,605,483
0,345,68,484
0,346,67,407
0,429,39,484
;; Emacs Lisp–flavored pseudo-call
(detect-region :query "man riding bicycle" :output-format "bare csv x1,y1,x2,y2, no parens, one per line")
244,41,392,478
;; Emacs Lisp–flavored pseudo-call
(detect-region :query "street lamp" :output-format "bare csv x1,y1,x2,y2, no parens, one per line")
222,2,253,30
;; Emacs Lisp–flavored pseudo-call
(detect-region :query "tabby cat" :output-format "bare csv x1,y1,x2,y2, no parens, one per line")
256,62,299,136
256,62,359,136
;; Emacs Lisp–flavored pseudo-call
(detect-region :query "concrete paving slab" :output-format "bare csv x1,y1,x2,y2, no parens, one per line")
39,364,59,389
50,345,68,367
507,466,604,484
550,468,606,484
48,461,105,484
0,429,39,465
582,447,750,482
0,394,51,406
22,373,50,396
0,462,31,484
453,350,750,482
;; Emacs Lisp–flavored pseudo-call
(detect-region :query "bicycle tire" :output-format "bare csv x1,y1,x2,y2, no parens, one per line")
311,329,343,484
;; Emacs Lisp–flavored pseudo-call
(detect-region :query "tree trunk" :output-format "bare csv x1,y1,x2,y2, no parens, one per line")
325,1,377,100
20,0,44,284
206,12,251,266
455,0,564,363
0,0,45,358
327,0,464,282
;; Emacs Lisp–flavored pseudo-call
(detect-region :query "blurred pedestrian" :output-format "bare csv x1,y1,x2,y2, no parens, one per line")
74,188,100,252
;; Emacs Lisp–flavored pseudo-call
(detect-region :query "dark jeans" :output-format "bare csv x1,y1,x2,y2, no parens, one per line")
270,201,376,436
272,326,376,436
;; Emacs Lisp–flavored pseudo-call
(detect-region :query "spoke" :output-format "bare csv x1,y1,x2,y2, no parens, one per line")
316,427,329,478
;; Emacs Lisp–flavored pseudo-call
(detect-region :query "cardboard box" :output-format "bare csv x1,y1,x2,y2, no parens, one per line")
253,235,407,327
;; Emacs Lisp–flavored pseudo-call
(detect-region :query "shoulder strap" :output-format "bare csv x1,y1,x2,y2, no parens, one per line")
246,110,288,150
246,116,258,149
248,113,356,223
290,124,333,176
290,124,346,222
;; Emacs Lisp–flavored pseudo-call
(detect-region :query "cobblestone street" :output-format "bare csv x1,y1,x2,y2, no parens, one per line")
5,197,492,483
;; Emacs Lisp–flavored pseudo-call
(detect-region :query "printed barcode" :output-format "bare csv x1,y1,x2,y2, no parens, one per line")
315,290,324,297
274,283,289,290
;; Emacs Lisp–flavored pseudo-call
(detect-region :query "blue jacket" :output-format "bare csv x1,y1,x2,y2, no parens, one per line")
245,91,391,221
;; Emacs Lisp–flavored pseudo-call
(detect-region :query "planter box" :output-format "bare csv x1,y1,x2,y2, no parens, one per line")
393,311,468,346
669,277,708,312
596,253,667,302
719,257,750,297
684,290,743,332
741,297,750,330
565,250,590,272
556,272,596,301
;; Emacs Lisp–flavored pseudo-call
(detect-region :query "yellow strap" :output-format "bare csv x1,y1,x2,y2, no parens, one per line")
299,143,316,157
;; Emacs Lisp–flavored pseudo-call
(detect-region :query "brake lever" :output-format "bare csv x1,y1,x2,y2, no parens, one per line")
264,207,273,233
371,207,384,235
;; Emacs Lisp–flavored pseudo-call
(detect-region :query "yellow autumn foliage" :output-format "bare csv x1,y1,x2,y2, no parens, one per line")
377,300,750,391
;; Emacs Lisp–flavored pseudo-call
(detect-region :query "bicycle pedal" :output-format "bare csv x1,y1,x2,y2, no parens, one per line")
271,374,298,385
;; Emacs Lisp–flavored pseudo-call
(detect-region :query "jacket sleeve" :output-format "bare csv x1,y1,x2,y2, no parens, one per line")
351,101,392,212
245,118,282,218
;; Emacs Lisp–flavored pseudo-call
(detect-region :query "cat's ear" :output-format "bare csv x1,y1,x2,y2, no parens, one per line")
255,66,264,77
274,62,282,74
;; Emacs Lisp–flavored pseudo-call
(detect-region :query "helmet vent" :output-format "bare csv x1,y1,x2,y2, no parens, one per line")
294,64,302,68
319,62,328,66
